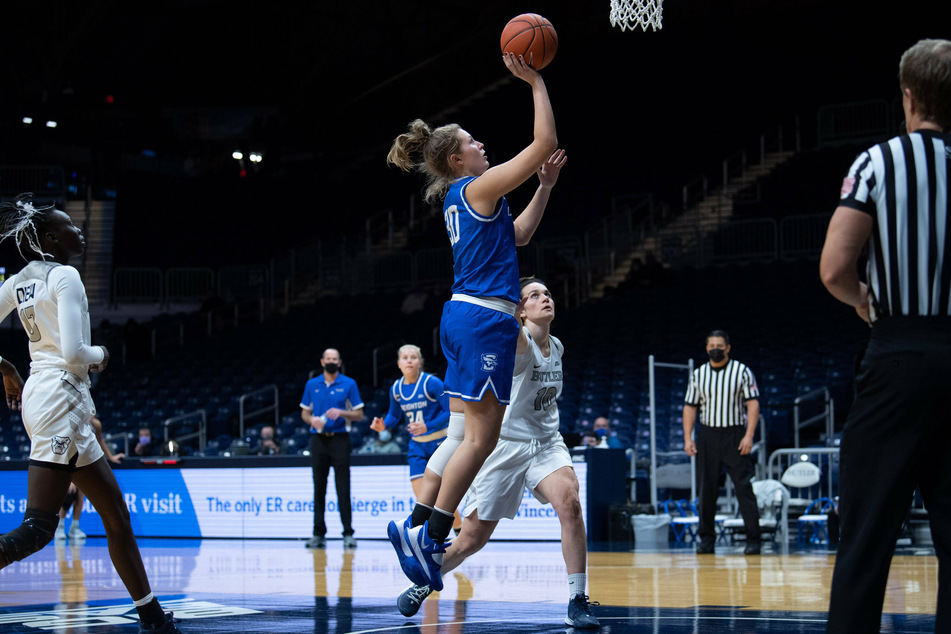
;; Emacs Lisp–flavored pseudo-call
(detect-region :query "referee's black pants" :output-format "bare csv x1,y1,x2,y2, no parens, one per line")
310,433,353,538
696,424,760,545
828,318,951,633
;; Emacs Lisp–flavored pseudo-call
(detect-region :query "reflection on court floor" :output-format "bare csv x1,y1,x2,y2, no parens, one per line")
0,538,937,633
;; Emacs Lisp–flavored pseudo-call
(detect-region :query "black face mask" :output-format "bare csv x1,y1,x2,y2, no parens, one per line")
707,349,726,363
324,363,339,374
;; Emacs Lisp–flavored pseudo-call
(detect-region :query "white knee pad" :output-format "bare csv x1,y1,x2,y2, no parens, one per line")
447,411,465,441
426,412,465,477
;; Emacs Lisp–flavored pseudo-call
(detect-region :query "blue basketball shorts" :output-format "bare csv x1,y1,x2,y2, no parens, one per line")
440,299,519,404
408,436,444,479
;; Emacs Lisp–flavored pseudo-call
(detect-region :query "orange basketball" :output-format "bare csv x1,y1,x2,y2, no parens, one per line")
500,13,557,71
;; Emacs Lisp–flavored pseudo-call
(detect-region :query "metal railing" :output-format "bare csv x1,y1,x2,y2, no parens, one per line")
0,165,66,200
648,355,696,510
780,213,832,259
113,267,163,304
163,410,207,454
584,195,655,288
103,432,130,457
238,385,279,438
108,209,831,322
166,267,215,303
766,446,839,503
711,218,778,262
818,99,892,147
793,387,835,448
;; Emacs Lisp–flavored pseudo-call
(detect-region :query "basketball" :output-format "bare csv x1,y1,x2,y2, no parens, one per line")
500,13,557,71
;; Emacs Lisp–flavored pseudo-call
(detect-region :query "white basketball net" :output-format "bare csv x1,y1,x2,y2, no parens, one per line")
610,0,663,31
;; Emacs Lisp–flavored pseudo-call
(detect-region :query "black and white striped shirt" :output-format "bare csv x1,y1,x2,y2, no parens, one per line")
839,130,951,318
684,360,759,428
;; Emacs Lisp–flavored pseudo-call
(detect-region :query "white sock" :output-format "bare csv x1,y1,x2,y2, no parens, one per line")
133,592,155,607
568,573,586,599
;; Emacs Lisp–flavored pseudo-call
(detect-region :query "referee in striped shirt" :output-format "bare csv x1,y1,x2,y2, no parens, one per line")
682,330,761,555
821,39,951,633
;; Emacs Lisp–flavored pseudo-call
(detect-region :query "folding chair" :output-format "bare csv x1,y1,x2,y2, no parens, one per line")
721,479,790,545
797,497,835,546
664,499,698,544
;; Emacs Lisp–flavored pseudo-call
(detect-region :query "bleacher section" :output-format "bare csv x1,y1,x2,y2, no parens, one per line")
1,137,875,464
0,256,867,466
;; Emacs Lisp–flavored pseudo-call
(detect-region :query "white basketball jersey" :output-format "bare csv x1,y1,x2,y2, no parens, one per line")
499,328,563,440
0,261,102,381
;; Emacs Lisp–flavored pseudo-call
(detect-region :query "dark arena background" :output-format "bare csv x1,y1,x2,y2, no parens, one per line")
0,1,941,632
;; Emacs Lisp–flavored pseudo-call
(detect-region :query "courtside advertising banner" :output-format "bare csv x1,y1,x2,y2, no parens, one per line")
0,463,586,540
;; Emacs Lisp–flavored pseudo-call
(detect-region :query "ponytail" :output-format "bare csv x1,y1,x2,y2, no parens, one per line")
387,119,462,206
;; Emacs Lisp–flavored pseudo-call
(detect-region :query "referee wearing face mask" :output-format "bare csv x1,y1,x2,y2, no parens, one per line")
683,330,761,555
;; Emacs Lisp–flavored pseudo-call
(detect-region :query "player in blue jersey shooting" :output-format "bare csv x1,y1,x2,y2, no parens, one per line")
386,52,565,592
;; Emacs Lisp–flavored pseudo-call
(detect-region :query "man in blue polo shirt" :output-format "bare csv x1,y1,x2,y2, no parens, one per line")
300,348,365,549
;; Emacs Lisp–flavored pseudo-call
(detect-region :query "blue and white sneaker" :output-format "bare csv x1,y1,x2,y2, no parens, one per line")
404,521,448,592
388,517,426,586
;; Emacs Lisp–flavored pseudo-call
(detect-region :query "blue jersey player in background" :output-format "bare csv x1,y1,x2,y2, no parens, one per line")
370,344,461,534
385,51,565,592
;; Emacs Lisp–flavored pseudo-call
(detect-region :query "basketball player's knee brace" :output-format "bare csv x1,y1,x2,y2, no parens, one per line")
0,509,59,564
426,412,465,477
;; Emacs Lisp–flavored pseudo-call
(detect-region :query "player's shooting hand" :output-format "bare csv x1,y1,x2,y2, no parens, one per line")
502,52,541,84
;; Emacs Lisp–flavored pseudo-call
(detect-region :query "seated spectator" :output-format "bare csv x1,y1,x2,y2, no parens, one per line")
254,424,281,455
358,429,402,455
133,427,154,457
593,416,623,449
579,430,600,448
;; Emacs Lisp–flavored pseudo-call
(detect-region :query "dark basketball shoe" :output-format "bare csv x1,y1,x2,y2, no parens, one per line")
565,595,600,629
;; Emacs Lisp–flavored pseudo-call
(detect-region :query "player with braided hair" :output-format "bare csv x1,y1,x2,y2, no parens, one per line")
0,193,185,633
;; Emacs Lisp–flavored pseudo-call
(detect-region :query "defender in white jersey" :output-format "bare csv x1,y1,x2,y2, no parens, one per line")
395,279,600,629
0,194,183,634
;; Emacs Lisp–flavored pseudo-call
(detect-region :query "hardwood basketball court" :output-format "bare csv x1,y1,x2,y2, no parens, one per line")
0,537,937,632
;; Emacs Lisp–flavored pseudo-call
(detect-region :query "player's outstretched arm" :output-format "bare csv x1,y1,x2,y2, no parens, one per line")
514,149,567,246
466,53,557,211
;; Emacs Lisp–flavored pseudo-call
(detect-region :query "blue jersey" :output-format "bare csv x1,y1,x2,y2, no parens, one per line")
444,176,519,303
383,372,450,440
300,373,364,434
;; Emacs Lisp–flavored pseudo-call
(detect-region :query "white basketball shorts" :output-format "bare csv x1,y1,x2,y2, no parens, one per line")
22,369,102,469
464,433,572,522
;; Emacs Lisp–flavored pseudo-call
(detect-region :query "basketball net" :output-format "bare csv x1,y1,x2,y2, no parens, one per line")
610,0,663,31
